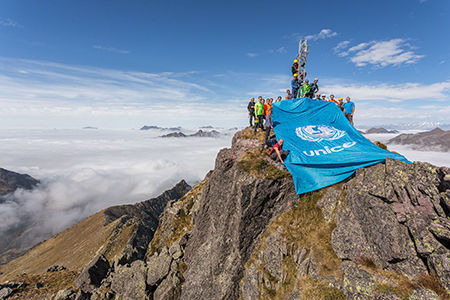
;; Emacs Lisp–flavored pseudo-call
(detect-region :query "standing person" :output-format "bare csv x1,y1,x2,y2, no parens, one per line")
291,59,299,75
329,94,338,105
291,75,300,99
315,93,321,101
247,98,255,126
321,94,328,101
269,139,289,164
338,97,345,112
309,78,319,98
300,79,311,98
286,89,293,100
265,108,273,144
343,96,355,125
254,98,264,133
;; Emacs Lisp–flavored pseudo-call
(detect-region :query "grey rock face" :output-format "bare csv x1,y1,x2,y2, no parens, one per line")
75,254,110,293
153,271,183,300
409,289,440,300
181,130,296,300
110,260,149,300
241,263,259,300
331,159,450,279
146,247,172,286
263,232,285,281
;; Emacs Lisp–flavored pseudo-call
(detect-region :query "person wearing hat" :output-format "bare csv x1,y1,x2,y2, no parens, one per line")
291,59,299,75
338,97,345,112
321,94,328,102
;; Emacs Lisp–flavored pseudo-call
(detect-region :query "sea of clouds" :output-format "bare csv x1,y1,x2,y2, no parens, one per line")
0,127,237,247
0,127,449,251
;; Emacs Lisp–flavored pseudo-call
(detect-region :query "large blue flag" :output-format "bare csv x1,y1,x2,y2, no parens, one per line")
272,98,410,195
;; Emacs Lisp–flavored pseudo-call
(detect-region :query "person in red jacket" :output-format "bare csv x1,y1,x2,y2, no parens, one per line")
269,139,289,164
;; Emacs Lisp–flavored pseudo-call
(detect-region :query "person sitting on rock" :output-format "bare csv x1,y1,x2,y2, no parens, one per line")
269,139,289,164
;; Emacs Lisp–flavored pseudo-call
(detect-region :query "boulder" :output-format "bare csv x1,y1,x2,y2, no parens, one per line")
153,272,183,300
147,247,172,286
75,254,110,293
53,289,75,300
0,288,12,300
110,260,149,300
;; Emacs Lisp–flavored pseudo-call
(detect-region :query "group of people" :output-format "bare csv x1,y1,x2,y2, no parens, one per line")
244,58,357,166
288,58,355,125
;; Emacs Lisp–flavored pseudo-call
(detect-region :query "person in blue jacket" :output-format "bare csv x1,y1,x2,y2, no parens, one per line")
291,75,300,99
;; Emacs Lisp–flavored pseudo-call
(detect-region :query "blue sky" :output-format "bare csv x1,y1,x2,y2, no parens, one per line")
0,0,449,128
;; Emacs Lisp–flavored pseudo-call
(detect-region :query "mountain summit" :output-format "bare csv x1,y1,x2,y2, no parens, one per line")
1,128,450,300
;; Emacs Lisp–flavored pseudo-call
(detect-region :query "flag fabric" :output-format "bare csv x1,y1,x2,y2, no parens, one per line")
272,98,410,195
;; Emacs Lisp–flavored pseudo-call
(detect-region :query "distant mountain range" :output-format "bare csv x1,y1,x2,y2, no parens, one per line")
387,127,450,152
359,122,450,130
140,125,182,131
160,130,221,138
364,127,399,134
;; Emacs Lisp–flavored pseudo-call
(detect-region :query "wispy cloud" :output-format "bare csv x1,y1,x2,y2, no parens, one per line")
247,53,259,58
285,29,338,42
333,41,351,54
305,29,338,41
93,45,130,54
439,60,445,65
277,47,287,54
335,39,425,68
0,18,24,28
322,80,450,102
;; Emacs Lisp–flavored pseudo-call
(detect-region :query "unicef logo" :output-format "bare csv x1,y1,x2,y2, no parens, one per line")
296,125,346,142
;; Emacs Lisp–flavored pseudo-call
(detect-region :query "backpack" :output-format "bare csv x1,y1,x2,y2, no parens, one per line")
266,138,276,148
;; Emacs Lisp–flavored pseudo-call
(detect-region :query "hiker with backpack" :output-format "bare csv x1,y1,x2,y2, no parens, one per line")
254,97,264,133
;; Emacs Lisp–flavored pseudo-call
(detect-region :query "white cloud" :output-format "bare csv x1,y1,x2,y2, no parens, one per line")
93,45,130,54
336,39,425,68
0,128,236,247
322,80,450,102
305,29,338,41
285,29,337,42
440,60,445,65
0,18,23,28
277,47,287,54
333,41,350,54
247,53,259,58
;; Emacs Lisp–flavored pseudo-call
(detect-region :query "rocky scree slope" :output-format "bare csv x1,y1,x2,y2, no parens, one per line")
13,127,450,300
